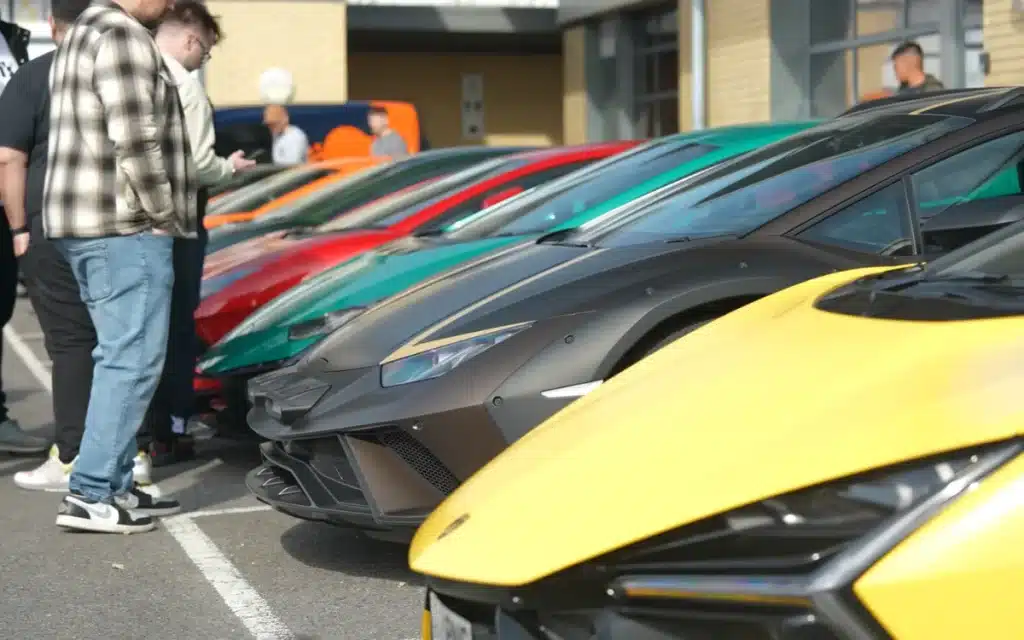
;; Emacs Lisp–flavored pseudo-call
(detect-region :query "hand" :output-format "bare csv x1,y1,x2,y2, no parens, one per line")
12,231,28,257
228,150,257,172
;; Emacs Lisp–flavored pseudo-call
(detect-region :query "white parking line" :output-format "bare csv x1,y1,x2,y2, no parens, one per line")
2,325,51,392
189,505,273,518
5,321,296,640
163,515,295,640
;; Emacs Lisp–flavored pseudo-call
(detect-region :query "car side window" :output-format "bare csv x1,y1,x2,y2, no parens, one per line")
797,182,912,255
797,131,1024,256
910,131,1024,220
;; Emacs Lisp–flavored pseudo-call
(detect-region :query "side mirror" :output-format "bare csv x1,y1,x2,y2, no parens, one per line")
921,194,1024,253
482,185,524,209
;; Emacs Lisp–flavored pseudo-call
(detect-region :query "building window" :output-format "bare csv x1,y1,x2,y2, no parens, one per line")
633,3,679,137
805,0,970,117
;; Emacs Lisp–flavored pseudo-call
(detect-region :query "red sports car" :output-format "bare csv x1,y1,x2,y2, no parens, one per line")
194,142,636,347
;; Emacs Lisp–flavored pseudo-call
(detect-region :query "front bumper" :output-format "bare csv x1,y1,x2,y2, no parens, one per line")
243,319,583,536
244,364,518,539
422,585,844,640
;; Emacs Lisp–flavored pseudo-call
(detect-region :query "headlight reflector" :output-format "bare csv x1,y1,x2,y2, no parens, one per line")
286,307,366,341
380,325,531,388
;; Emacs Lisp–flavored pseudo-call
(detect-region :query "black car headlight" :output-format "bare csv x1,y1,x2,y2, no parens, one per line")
602,441,1021,639
286,307,366,341
380,322,532,388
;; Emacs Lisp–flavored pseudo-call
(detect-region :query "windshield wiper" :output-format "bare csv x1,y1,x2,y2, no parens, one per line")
282,226,317,239
536,228,589,247
664,235,693,244
413,228,447,238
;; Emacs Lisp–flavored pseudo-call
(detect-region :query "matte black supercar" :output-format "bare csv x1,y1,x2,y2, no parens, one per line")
244,87,1024,541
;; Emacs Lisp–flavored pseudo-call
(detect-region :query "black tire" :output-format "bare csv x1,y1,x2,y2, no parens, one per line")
643,317,717,357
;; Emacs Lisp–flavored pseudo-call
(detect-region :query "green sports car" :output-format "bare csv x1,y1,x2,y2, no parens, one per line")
195,122,818,427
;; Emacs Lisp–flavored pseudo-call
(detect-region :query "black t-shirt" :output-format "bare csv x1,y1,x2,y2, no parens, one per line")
0,51,52,226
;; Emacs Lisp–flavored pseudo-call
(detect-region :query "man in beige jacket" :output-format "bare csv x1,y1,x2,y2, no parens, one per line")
142,0,255,464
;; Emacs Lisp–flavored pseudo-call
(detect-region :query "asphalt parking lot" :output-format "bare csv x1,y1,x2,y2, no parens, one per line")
1,298,423,640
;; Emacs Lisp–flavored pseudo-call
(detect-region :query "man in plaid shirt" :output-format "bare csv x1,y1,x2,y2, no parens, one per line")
44,0,190,534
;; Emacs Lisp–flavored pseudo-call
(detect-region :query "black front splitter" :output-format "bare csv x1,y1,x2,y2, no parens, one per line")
244,440,419,543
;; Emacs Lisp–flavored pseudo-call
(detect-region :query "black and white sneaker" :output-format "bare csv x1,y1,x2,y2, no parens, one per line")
56,494,155,534
114,487,181,517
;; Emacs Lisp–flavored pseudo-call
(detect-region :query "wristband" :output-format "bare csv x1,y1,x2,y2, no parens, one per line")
11,226,28,236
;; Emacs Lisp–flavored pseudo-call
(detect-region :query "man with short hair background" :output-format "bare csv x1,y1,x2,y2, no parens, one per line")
891,40,945,95
44,0,187,533
368,105,410,159
263,104,309,165
142,0,255,465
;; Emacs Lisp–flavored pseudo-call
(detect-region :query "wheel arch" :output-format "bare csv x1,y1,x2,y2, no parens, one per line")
606,294,765,377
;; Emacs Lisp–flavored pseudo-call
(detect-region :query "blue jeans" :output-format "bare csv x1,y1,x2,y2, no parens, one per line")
138,232,206,445
139,193,207,446
57,234,174,502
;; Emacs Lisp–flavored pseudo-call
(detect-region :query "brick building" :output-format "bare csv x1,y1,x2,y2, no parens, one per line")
3,0,1022,147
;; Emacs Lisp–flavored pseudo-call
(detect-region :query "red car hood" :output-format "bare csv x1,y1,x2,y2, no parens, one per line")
204,230,293,277
195,229,400,338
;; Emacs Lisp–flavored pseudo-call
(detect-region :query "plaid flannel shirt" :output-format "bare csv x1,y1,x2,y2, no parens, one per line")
42,0,197,239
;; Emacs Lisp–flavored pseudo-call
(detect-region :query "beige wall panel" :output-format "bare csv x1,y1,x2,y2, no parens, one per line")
204,1,347,106
348,53,563,148
563,26,588,145
984,0,1024,85
705,0,771,126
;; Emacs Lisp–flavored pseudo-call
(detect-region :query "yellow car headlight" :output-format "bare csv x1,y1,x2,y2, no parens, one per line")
604,441,1021,638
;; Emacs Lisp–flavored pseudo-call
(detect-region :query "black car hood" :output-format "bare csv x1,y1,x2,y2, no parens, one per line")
300,236,735,373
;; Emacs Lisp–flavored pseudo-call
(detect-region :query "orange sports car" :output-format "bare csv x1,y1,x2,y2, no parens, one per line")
204,157,383,230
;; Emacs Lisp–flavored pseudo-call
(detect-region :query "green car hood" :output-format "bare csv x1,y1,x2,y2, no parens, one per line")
199,236,526,373
198,124,816,376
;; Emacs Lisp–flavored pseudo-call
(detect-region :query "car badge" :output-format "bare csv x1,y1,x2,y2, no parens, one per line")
437,513,470,540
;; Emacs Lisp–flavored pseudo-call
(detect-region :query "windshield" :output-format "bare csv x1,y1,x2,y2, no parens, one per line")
315,157,526,232
209,165,336,214
256,163,391,223
929,219,1024,279
444,141,718,240
577,114,972,247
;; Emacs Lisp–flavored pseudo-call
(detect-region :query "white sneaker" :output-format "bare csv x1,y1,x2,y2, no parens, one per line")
14,445,73,492
14,446,153,491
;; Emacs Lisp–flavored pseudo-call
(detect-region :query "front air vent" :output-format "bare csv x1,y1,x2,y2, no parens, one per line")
373,429,461,495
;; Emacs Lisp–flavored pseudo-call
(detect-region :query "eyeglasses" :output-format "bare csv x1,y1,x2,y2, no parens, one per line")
191,34,212,63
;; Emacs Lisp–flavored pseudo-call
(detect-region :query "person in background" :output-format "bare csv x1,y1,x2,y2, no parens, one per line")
368,105,410,159
892,41,944,95
263,104,308,165
44,0,185,533
0,16,44,454
3,1,156,487
143,0,255,466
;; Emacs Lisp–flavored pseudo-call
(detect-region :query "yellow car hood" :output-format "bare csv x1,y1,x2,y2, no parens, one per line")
409,266,1024,586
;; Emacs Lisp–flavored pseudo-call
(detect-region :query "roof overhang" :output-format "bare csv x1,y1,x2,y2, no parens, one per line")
557,0,670,26
347,2,558,34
